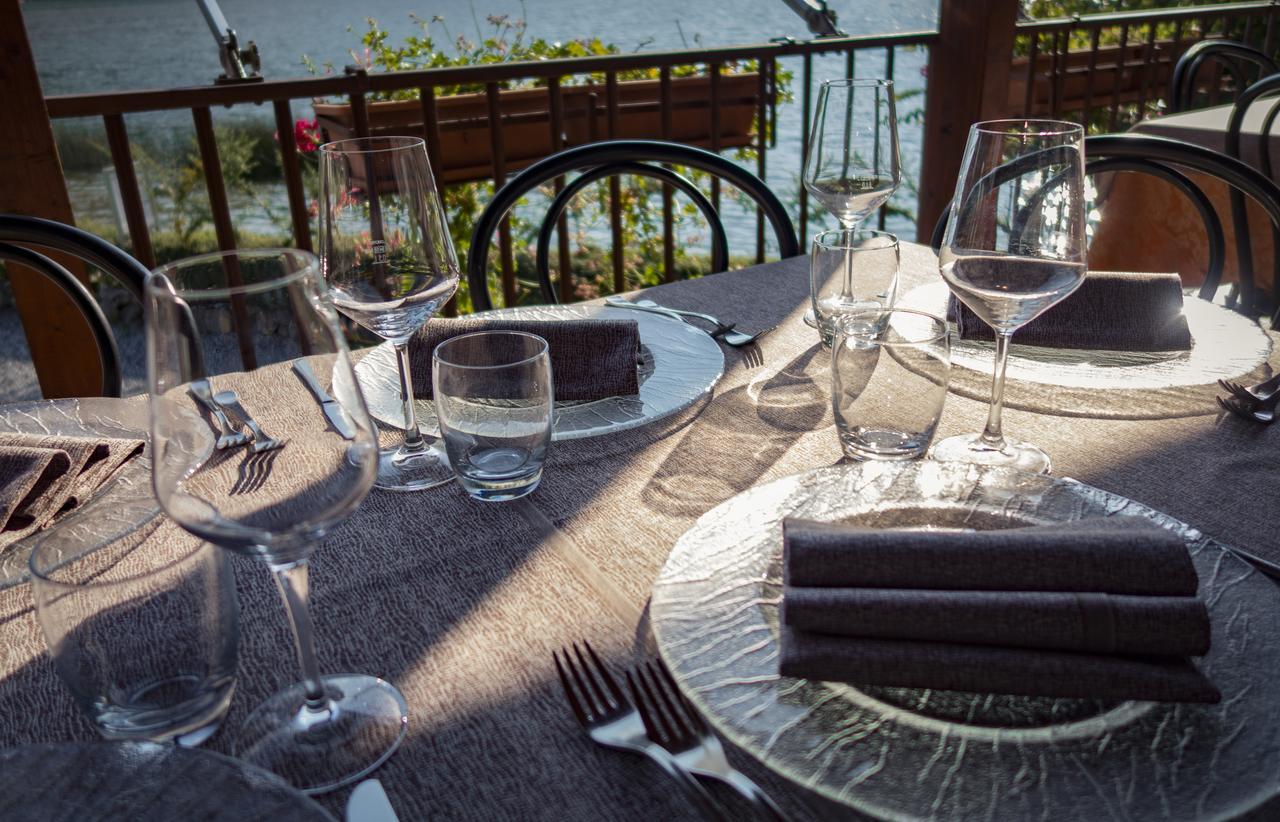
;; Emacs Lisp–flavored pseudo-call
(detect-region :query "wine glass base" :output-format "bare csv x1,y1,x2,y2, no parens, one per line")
232,673,408,795
376,440,453,491
930,432,1052,475
803,307,818,329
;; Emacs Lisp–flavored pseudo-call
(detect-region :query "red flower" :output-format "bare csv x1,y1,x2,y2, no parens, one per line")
294,119,320,153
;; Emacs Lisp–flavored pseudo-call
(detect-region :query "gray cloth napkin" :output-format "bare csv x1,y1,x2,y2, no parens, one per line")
0,433,144,550
782,588,1210,656
408,318,641,401
949,271,1193,351
778,626,1221,703
782,516,1199,595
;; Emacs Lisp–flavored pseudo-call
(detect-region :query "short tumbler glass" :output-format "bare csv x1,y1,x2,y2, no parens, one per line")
811,228,900,348
831,308,951,461
433,331,553,501
30,524,238,745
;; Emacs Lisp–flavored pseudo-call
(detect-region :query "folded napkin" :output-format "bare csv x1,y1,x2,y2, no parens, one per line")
949,271,1192,351
408,318,641,401
0,433,144,550
783,516,1199,595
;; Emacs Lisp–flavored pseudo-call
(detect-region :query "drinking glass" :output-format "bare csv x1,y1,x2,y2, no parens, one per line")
803,78,901,231
832,309,950,461
433,331,553,502
31,521,238,746
319,136,460,491
810,228,899,348
146,248,405,794
932,120,1087,474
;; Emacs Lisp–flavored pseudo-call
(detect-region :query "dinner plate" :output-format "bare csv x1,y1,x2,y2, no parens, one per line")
0,741,332,821
650,461,1280,821
354,303,726,440
0,397,212,590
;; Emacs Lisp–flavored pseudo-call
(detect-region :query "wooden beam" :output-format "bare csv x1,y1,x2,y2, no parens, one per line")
0,0,103,398
917,0,1020,243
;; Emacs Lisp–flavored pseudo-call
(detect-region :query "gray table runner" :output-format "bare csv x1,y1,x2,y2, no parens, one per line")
3,244,1280,821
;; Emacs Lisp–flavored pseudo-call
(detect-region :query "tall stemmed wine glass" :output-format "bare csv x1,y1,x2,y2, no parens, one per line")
932,120,1087,474
147,249,406,793
319,136,460,491
803,78,900,327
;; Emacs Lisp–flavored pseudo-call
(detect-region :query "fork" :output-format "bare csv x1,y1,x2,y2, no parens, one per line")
553,642,727,821
1218,393,1278,423
187,379,250,450
605,297,766,348
1218,373,1280,405
631,659,789,821
212,389,285,452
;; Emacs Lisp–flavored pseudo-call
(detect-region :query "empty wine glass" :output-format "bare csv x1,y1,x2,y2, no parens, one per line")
931,120,1088,474
319,136,460,491
146,249,406,794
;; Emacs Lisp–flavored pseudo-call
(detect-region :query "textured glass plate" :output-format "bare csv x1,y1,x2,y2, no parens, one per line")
0,398,211,590
355,303,725,440
650,461,1280,821
0,741,332,820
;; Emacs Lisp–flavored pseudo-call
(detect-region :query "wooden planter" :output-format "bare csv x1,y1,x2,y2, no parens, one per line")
314,73,760,185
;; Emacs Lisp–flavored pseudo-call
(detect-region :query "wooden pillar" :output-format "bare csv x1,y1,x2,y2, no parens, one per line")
0,0,102,398
917,0,1020,244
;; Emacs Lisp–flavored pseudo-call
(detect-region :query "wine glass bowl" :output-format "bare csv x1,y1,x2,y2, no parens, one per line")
803,78,901,231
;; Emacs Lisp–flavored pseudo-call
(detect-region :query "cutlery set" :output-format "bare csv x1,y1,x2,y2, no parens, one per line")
1217,373,1280,423
605,297,769,348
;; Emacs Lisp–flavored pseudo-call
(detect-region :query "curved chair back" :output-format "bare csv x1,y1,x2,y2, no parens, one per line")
1170,40,1278,113
466,140,801,311
0,214,150,397
930,134,1280,321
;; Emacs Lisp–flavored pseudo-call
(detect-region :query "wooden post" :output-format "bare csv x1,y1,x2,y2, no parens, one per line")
917,0,1020,243
0,0,102,398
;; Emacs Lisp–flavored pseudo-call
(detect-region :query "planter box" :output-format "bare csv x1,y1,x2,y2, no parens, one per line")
314,73,760,185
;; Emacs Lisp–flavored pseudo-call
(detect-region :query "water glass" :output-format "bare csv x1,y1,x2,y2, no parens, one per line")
433,331,553,501
811,228,900,348
30,522,238,745
831,309,950,461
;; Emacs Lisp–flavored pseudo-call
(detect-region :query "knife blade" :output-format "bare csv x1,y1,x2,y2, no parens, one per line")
292,359,358,440
345,779,400,822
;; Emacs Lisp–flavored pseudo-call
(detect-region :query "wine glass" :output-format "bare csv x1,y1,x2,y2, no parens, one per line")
146,249,406,793
931,120,1087,474
803,78,900,328
319,136,460,491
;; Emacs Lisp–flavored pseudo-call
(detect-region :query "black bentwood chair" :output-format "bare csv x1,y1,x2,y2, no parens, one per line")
1170,40,1278,113
931,133,1280,324
0,215,149,397
466,140,802,311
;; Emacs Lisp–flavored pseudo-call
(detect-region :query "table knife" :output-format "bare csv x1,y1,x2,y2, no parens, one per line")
292,359,358,440
345,779,400,822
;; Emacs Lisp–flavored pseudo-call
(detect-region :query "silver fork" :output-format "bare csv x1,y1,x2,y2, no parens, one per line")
553,642,727,821
1218,393,1279,424
187,379,250,450
1218,373,1280,406
605,297,766,348
631,659,789,821
212,389,285,452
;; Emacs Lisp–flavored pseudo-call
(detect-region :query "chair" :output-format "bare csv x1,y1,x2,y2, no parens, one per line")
1170,40,1278,113
0,214,149,397
1225,72,1280,314
930,133,1280,323
465,140,801,311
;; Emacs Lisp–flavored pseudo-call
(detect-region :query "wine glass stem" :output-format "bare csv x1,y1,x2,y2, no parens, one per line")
981,331,1013,450
393,341,426,452
271,559,327,707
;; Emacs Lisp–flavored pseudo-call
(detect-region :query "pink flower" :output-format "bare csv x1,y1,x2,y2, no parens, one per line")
294,119,320,153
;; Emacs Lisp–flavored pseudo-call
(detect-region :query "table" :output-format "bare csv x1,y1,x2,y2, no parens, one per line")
2,244,1278,821
1131,102,1280,171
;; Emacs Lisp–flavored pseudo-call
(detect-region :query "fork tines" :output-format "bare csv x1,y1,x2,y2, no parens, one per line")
553,641,624,727
628,661,699,749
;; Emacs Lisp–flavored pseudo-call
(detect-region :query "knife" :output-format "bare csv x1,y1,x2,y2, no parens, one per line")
345,779,400,822
292,359,358,440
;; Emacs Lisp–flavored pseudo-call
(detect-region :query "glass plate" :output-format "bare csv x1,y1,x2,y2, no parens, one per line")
0,397,212,590
0,741,332,820
355,303,725,440
650,461,1280,821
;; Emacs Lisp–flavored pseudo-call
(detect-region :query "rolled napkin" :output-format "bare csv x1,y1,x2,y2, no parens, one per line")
778,626,1221,703
948,270,1192,351
782,588,1210,656
0,433,144,550
783,516,1199,595
408,317,642,401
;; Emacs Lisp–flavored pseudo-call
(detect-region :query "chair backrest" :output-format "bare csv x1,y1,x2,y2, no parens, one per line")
465,140,801,312
1170,40,1278,113
930,134,1280,322
0,214,150,397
